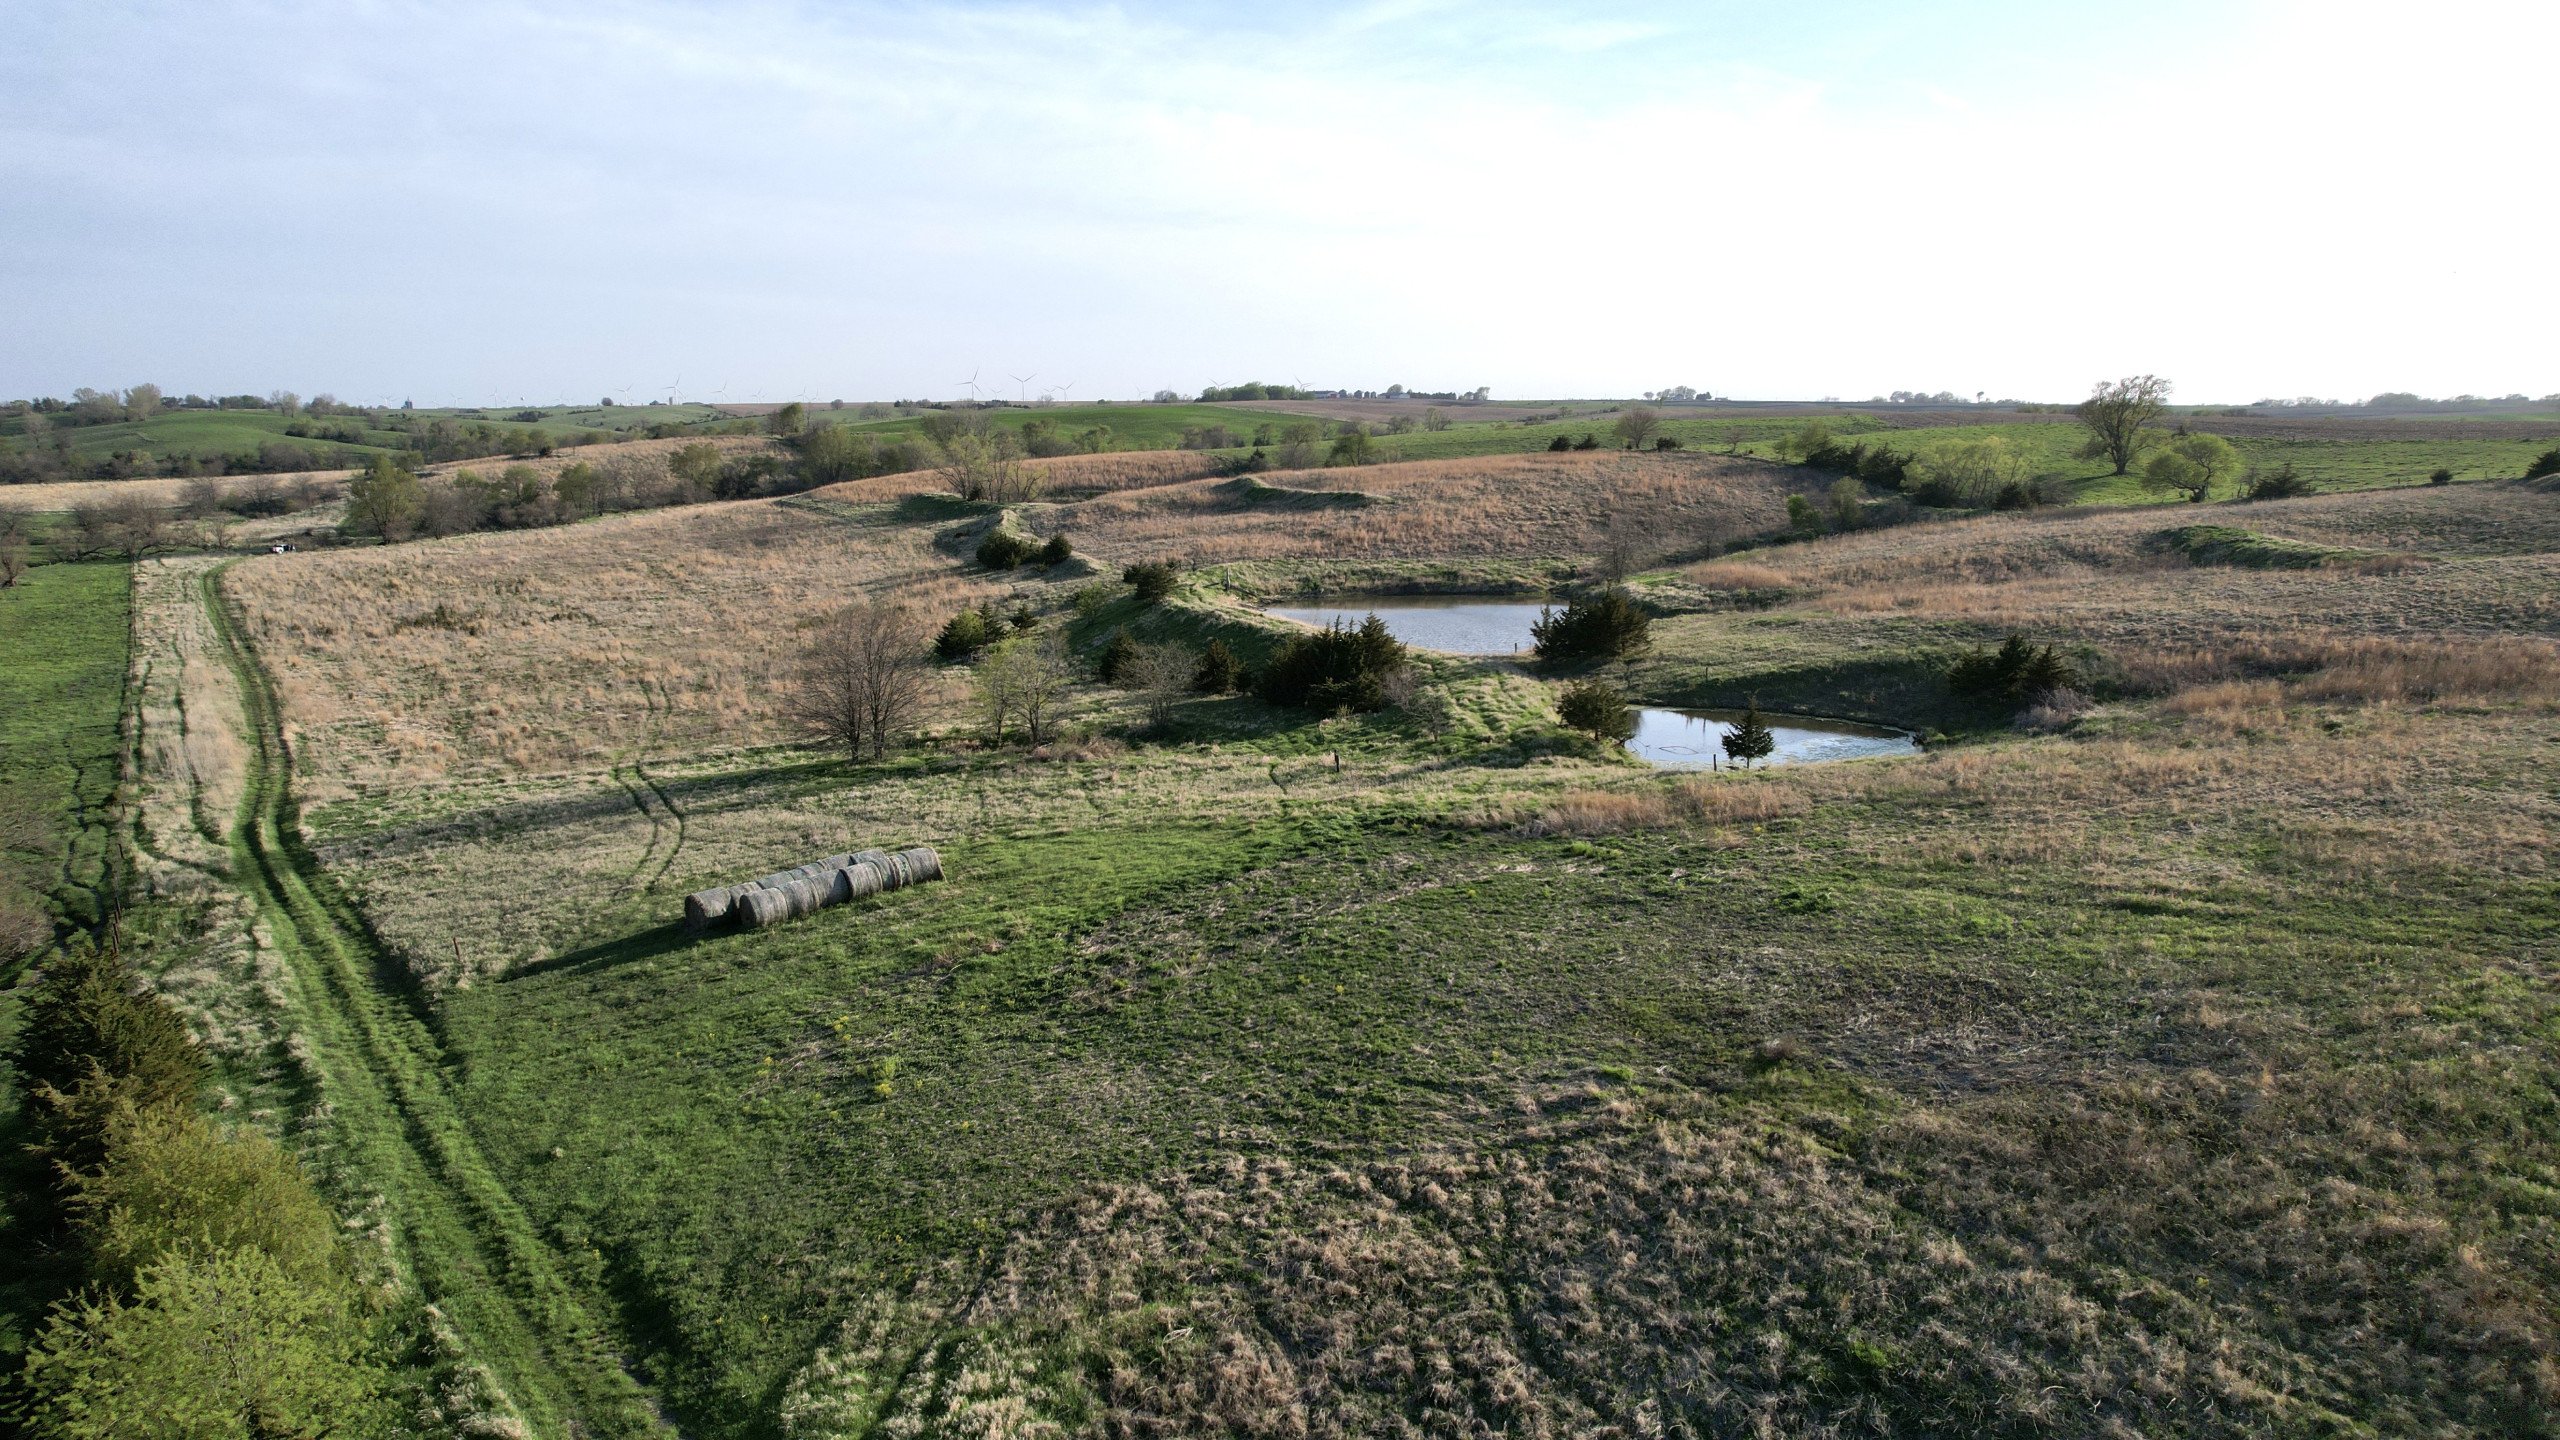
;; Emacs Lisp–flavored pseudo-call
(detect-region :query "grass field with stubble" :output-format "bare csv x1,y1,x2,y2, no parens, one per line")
35,426,2560,1436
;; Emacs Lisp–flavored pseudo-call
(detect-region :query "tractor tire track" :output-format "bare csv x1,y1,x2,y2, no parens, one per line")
201,563,670,1440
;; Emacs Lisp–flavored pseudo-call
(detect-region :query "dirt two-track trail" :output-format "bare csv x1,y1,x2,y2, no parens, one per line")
200,562,672,1440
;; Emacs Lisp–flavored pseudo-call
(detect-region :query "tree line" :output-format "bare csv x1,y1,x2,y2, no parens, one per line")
2,936,410,1436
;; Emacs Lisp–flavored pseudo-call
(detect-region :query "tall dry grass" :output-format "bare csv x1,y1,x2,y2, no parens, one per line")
2122,635,2560,701
0,472,349,513
1023,450,1230,494
1505,776,1810,836
1045,451,1804,566
227,498,1007,796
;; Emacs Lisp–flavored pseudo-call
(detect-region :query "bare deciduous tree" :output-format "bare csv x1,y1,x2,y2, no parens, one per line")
789,603,933,760
0,528,28,589
975,635,1075,746
69,496,174,562
2075,375,2172,475
937,429,1041,504
1611,405,1663,450
1119,641,1198,730
180,475,226,520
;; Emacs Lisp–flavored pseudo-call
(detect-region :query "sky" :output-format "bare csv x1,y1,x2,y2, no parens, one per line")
4,0,2555,406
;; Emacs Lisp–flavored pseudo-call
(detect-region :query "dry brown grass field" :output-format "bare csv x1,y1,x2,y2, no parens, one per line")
1650,482,2560,726
1039,451,1815,567
0,470,351,512
224,495,1009,796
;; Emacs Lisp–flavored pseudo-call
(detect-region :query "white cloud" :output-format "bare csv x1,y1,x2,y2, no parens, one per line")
0,0,2551,402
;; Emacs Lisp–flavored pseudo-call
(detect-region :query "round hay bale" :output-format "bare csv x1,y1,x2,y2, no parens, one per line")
738,887,794,929
837,861,889,902
684,885,739,931
893,847,943,885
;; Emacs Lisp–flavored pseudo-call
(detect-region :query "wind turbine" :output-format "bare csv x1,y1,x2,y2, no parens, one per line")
1048,379,1076,405
957,368,984,403
665,376,683,405
1008,372,1037,405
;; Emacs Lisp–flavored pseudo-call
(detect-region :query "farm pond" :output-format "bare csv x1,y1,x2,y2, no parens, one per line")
1262,597,1919,768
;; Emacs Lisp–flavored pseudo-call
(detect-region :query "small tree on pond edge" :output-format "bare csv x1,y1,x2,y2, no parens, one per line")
1259,616,1407,712
1722,702,1776,768
1948,635,2078,704
789,603,931,760
1531,591,1651,663
1557,679,1637,743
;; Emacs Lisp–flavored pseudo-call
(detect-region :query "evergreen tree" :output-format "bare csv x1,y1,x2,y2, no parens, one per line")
1097,627,1139,683
1723,702,1777,769
9,944,206,1172
1557,680,1636,742
1193,638,1243,693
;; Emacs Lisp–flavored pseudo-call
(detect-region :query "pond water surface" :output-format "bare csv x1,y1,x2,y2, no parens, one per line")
1263,596,1548,655
1263,597,1918,768
1626,709,1918,768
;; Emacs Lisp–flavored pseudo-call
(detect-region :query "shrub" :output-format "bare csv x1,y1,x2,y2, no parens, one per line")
1786,494,1824,536
1259,616,1406,712
1571,433,1601,451
1122,562,1178,602
1547,434,1573,452
1096,627,1139,683
1653,435,1683,451
1948,634,2079,704
1557,679,1636,742
16,1248,395,1440
2243,461,2316,500
935,608,994,661
1070,583,1113,618
2428,467,2454,486
1796,431,1913,489
1194,638,1243,693
1531,591,1653,663
69,1105,345,1291
2527,448,2560,481
976,529,1037,569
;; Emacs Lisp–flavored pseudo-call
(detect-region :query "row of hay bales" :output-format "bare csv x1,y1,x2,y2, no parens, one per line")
684,846,943,932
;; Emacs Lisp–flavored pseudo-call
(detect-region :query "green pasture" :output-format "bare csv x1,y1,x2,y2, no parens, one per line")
0,561,131,936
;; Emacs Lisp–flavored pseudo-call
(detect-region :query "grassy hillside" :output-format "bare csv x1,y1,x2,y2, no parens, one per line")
148,460,2559,1435
1354,408,2560,498
0,402,735,468
827,402,1328,452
